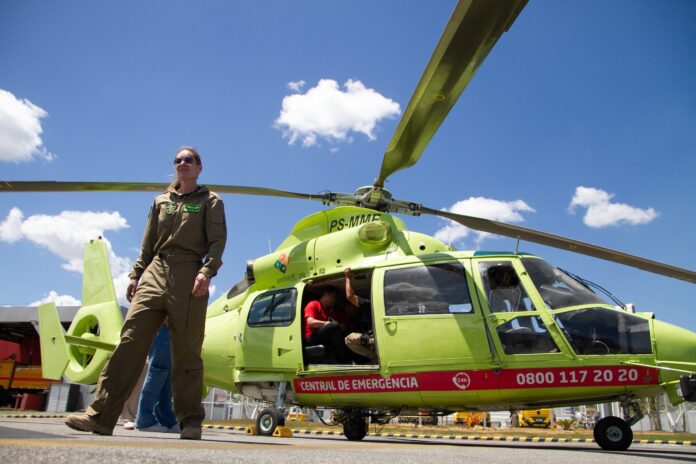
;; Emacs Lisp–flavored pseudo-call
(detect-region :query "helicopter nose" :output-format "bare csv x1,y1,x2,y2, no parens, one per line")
653,319,696,387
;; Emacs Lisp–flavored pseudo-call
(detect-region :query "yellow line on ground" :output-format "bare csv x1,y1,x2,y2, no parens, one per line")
0,438,270,450
0,437,471,452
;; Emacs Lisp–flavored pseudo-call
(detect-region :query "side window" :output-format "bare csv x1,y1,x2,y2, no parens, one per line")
554,308,652,355
384,262,473,316
248,289,296,327
479,261,536,312
496,316,559,355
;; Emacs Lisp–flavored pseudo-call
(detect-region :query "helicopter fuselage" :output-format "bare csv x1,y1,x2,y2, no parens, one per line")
200,207,695,412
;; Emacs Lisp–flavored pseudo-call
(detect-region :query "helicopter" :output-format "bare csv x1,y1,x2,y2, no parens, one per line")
3,0,696,452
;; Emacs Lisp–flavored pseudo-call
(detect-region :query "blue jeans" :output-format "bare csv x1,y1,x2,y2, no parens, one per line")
135,325,177,429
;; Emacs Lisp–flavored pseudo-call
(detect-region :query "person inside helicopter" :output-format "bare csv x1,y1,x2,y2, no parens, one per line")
482,262,545,353
486,264,530,312
343,267,377,364
302,286,353,364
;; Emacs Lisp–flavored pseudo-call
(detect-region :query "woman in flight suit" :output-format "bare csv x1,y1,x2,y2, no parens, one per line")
65,147,227,440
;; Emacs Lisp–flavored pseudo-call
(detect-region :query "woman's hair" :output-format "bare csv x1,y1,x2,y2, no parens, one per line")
168,146,202,192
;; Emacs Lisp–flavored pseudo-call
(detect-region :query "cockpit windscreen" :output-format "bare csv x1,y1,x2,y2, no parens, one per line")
521,258,607,310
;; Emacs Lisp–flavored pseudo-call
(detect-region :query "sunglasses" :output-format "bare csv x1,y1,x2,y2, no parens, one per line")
173,155,196,165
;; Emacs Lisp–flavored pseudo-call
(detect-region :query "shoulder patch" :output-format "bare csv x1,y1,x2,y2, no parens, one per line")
164,203,177,214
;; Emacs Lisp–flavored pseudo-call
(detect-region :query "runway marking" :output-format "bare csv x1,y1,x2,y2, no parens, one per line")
1,415,67,419
0,438,277,451
0,437,478,452
203,426,694,447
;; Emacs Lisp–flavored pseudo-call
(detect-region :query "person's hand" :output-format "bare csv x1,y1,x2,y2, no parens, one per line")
126,278,139,302
344,267,352,279
192,272,211,297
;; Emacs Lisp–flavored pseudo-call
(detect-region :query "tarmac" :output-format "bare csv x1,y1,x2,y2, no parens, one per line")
1,415,694,464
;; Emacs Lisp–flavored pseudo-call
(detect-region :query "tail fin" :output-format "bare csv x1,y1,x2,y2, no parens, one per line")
82,236,118,306
38,302,69,380
37,238,124,384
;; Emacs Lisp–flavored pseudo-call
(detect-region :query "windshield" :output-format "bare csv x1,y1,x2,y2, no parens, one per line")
521,258,607,309
555,308,652,355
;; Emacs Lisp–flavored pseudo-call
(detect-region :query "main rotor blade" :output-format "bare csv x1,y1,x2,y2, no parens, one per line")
375,0,527,187
421,206,696,284
0,181,329,202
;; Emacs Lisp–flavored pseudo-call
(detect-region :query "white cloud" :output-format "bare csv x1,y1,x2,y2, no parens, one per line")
434,197,536,246
0,207,23,242
287,80,305,92
112,271,132,307
209,283,217,298
0,88,53,162
568,186,659,228
1,207,132,306
30,291,81,307
274,79,401,147
0,207,129,272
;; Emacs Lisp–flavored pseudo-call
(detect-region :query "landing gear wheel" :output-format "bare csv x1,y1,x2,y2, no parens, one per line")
594,416,633,451
343,413,368,441
256,407,285,436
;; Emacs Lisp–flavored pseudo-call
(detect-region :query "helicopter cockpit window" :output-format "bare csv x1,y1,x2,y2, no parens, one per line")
384,262,472,316
496,316,559,355
479,261,535,312
554,308,652,355
521,258,607,310
248,289,296,327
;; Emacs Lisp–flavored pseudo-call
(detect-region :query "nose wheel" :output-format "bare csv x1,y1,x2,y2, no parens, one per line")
593,416,633,451
593,396,642,451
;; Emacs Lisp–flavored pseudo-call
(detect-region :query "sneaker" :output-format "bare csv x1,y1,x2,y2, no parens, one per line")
123,421,136,430
167,424,181,433
180,426,202,440
65,414,113,436
137,424,170,432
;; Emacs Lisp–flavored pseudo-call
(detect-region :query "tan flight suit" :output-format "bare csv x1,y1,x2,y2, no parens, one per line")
86,185,226,431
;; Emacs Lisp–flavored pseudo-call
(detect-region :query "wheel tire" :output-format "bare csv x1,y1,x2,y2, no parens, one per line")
593,416,633,451
256,407,281,436
343,414,368,441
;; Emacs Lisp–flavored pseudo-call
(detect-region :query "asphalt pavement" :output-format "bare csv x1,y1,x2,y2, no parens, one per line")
0,416,694,464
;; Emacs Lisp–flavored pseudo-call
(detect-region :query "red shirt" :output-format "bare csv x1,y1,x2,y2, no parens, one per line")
303,300,328,339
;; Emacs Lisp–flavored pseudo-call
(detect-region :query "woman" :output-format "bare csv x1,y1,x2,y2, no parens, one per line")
65,147,227,440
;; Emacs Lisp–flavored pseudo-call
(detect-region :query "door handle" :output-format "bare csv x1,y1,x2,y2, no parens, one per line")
383,318,397,331
277,347,293,357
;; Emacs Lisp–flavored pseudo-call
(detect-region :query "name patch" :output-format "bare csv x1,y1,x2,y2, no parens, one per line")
184,203,202,213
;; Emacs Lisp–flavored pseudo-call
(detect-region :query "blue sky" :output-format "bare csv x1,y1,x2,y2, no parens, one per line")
1,1,695,332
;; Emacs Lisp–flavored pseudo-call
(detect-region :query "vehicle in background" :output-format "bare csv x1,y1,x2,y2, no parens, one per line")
454,411,490,426
286,406,308,421
519,408,553,428
0,349,55,408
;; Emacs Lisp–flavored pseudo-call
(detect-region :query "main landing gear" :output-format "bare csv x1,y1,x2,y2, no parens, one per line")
340,410,369,441
256,406,286,436
256,382,288,436
593,397,643,451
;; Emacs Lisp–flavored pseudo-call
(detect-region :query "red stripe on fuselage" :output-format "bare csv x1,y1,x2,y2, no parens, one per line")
293,365,659,394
